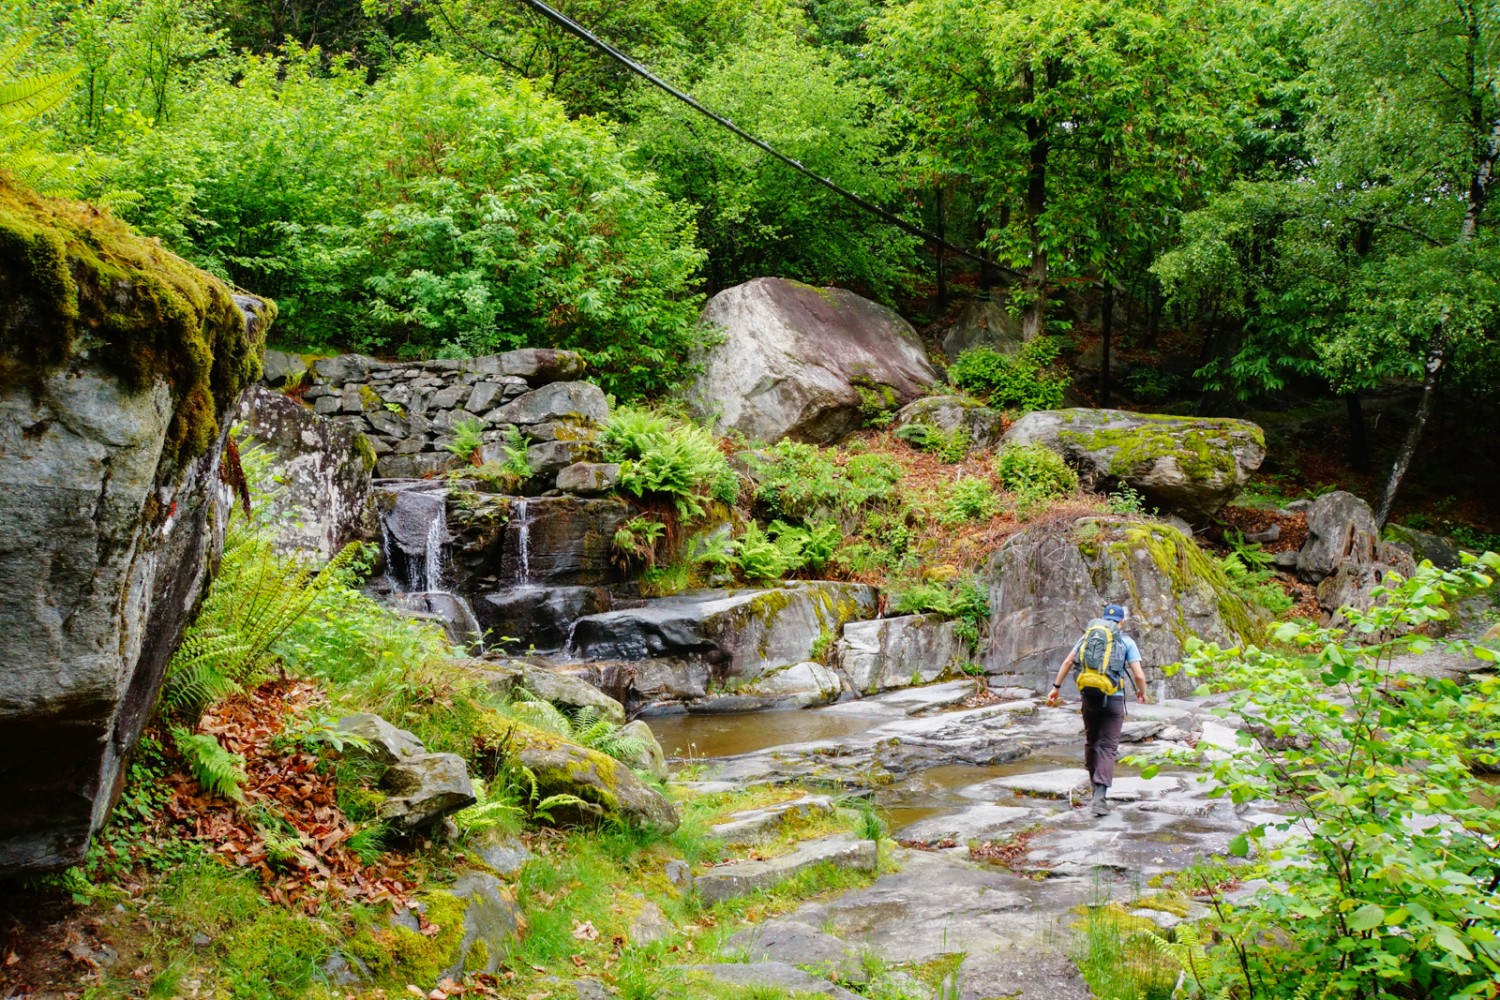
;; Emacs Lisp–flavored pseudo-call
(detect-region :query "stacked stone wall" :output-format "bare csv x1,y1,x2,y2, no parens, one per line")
264,348,611,485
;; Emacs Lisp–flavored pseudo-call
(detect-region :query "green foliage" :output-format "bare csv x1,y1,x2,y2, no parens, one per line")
613,515,668,570
604,407,736,521
162,516,357,720
443,417,485,465
0,32,78,125
92,52,705,397
1072,901,1183,1000
464,426,532,493
702,519,844,583
507,699,650,764
995,444,1079,498
894,421,971,463
751,442,903,522
170,726,246,802
1123,367,1187,403
1219,550,1295,618
893,576,990,646
947,340,1068,412
1105,484,1148,515
937,477,1002,525
1147,554,1500,999
627,12,917,296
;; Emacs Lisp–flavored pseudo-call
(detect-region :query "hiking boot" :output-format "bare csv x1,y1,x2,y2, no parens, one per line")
1091,783,1111,817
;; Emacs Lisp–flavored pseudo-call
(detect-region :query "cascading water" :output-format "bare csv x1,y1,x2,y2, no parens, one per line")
374,480,483,651
514,498,531,585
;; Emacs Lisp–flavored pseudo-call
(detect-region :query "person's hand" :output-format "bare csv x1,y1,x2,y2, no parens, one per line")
1046,689,1061,707
1136,691,1150,705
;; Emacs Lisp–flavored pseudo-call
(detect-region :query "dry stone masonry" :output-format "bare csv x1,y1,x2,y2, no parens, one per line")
263,347,608,485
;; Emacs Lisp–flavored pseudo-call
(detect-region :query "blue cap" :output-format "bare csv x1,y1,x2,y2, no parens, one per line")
1102,604,1127,622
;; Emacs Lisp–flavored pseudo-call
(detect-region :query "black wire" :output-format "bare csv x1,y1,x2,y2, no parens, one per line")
508,0,1017,275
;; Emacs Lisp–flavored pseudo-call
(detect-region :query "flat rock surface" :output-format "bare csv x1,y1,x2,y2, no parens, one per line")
695,834,877,904
681,961,862,999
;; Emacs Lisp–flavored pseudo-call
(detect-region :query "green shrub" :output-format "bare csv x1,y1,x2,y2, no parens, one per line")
895,422,971,463
938,478,1002,524
1142,555,1500,1000
444,417,485,465
603,408,734,521
697,519,842,582
948,339,1067,412
996,444,1079,498
892,576,990,646
1105,484,1149,514
751,442,903,521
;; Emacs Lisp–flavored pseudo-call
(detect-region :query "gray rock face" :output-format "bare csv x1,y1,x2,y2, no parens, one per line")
724,922,866,984
709,795,837,845
337,713,426,765
741,661,843,707
983,518,1259,697
689,278,936,444
1002,408,1266,518
476,585,611,651
892,395,1005,453
838,615,966,693
442,872,526,978
618,720,669,781
694,834,877,904
512,664,626,725
491,381,609,428
1383,523,1461,570
0,285,269,873
566,583,879,685
938,294,1026,362
235,386,377,560
555,462,620,495
379,753,477,831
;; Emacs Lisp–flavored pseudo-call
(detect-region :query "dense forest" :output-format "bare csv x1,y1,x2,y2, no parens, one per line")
5,0,1498,524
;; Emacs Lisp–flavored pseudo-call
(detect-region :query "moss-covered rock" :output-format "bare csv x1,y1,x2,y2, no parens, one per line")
0,172,272,468
0,176,272,875
481,720,680,834
1002,408,1265,519
983,517,1262,697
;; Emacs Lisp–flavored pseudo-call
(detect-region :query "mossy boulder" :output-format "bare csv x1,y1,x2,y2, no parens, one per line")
1002,408,1265,519
0,176,271,874
892,395,1005,454
983,517,1262,697
486,722,679,834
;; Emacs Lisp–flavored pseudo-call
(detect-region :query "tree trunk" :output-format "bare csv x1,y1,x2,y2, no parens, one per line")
1099,283,1115,406
1020,66,1050,341
1344,392,1370,472
1145,283,1161,349
1375,330,1444,527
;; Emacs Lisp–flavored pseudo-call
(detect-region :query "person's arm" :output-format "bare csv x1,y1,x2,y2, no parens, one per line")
1045,648,1077,706
1129,659,1149,704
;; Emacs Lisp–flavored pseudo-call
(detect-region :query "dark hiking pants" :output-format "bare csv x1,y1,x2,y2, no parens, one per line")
1081,690,1126,787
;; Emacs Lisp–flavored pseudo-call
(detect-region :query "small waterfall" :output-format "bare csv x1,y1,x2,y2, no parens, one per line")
377,484,449,594
515,498,531,585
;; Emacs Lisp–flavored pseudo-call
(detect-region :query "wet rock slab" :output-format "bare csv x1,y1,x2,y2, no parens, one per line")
694,833,877,904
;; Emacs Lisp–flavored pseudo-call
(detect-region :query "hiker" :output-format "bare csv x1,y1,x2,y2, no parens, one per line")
1045,604,1150,817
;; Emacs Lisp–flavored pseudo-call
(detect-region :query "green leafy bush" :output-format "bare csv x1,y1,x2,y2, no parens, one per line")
99,52,706,398
751,442,903,521
696,519,842,582
1143,554,1500,999
948,339,1067,412
895,422,971,463
938,478,1002,524
444,417,486,465
892,576,990,646
995,444,1079,497
603,408,736,521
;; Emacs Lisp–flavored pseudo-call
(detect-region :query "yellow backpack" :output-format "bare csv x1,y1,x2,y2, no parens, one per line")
1075,619,1126,695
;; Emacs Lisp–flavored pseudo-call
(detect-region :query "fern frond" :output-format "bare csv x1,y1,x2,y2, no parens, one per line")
171,726,246,801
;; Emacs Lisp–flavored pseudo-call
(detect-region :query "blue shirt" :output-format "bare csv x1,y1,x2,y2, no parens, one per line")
1070,633,1142,698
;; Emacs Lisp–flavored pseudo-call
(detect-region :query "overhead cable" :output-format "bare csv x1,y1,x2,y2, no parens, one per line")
506,0,1015,274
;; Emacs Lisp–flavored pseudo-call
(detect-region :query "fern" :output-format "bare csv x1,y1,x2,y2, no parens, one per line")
171,726,247,802
162,519,360,719
505,698,649,763
0,33,78,125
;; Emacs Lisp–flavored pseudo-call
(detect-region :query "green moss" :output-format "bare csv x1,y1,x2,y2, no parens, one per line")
0,172,273,468
346,889,468,986
353,432,378,472
1060,416,1259,484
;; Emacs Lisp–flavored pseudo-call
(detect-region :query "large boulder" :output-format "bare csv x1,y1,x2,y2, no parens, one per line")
837,615,967,693
566,582,879,684
235,385,377,560
689,278,936,444
938,294,1025,362
0,177,270,874
983,518,1261,697
1001,409,1265,519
